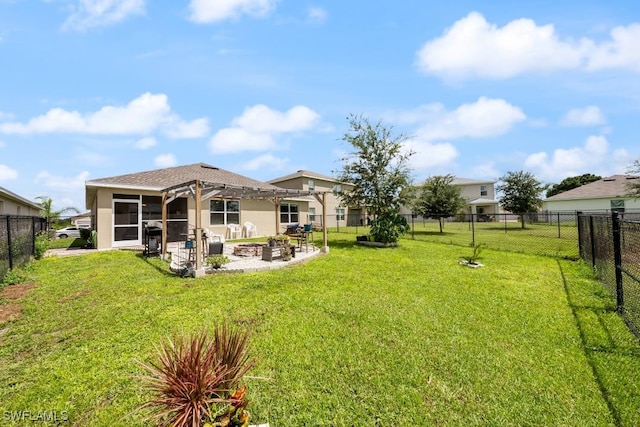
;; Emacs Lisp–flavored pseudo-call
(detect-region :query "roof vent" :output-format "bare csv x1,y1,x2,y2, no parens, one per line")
201,165,219,171
603,178,616,182
626,176,639,180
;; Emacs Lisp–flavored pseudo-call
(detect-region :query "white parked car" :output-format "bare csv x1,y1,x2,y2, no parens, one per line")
55,226,82,239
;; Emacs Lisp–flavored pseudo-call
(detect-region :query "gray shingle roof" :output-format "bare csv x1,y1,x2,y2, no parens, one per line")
267,169,345,184
87,163,281,191
545,175,640,200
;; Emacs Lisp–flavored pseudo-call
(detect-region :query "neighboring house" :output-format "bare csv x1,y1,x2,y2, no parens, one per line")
70,212,92,228
401,177,499,217
268,170,363,226
451,177,499,216
85,163,319,250
0,186,41,217
542,175,640,213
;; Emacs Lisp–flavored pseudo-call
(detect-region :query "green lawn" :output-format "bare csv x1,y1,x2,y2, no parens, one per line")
1,233,639,426
334,220,580,258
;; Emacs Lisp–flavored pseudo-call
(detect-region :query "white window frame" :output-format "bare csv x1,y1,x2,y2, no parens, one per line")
336,208,345,221
480,185,488,197
210,200,240,225
308,179,315,191
280,203,299,224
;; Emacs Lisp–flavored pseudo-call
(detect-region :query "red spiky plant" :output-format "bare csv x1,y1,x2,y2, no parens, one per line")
138,324,255,427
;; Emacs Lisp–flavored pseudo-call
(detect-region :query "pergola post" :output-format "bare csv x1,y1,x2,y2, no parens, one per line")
274,196,280,235
161,191,168,259
194,180,205,277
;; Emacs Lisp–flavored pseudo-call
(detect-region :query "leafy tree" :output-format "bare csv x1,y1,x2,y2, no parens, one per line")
496,171,544,229
335,114,414,243
627,159,640,198
35,196,79,229
413,175,466,233
546,173,601,197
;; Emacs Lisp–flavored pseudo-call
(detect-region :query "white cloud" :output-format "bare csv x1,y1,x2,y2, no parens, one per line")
188,0,278,23
406,97,525,141
307,7,327,24
242,153,289,171
560,106,605,126
405,139,459,170
471,162,500,180
0,93,208,139
134,136,156,149
416,12,584,79
416,12,640,79
0,164,18,182
154,153,177,168
63,0,145,32
210,104,321,153
587,23,640,72
524,135,618,181
35,170,90,190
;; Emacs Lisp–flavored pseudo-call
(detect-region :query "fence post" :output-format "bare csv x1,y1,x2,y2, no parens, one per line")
589,215,596,269
576,211,583,258
6,215,13,270
31,216,36,256
557,212,561,238
411,213,415,240
471,213,475,246
612,211,624,311
504,213,507,233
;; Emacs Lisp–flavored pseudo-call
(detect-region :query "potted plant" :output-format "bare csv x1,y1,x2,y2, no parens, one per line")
206,254,230,269
459,243,486,268
280,243,293,261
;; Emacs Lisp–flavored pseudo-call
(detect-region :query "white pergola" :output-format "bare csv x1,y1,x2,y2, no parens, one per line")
160,179,329,274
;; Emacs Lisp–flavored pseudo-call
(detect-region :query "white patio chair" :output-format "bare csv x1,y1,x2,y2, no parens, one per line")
227,224,242,239
243,222,257,238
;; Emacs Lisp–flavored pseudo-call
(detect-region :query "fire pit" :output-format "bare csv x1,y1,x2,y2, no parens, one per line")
233,243,265,257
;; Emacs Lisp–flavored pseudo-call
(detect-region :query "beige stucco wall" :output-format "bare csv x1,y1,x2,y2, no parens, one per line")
0,197,40,216
91,186,310,249
272,176,355,227
542,197,640,212
458,183,495,201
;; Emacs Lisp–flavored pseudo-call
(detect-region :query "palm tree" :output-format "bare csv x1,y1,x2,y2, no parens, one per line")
35,196,80,229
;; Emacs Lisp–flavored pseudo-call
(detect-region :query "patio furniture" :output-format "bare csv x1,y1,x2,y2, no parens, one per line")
227,224,242,239
243,222,258,238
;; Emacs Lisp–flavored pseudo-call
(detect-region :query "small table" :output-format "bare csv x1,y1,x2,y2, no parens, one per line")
262,244,295,261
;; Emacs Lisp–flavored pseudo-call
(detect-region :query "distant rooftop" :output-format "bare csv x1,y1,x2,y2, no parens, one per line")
268,169,349,184
545,175,640,200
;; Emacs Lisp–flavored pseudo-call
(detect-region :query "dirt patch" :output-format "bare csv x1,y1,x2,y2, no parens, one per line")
1,282,36,300
58,290,91,303
0,304,23,323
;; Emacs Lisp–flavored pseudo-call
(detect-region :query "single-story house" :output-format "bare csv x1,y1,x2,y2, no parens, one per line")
0,186,41,216
70,212,92,228
268,170,364,226
85,163,327,251
542,175,640,213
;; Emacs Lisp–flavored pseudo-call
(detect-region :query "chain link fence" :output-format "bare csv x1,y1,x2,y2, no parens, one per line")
0,215,47,280
327,212,580,258
578,211,640,339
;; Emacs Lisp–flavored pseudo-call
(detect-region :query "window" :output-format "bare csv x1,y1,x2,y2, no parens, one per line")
333,184,342,197
611,200,625,213
280,203,299,224
336,208,345,221
210,200,240,225
309,207,316,222
480,185,488,197
308,179,315,190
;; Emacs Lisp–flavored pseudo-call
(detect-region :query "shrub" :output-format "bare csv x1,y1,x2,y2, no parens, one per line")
138,325,255,427
369,212,409,244
2,268,27,286
34,231,50,260
206,255,230,269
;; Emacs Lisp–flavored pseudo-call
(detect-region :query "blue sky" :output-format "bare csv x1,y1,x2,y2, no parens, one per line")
1,0,640,211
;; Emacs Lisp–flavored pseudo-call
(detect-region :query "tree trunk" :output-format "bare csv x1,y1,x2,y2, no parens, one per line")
439,217,443,233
